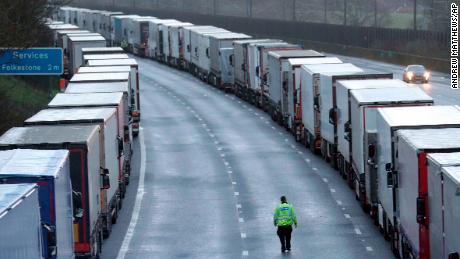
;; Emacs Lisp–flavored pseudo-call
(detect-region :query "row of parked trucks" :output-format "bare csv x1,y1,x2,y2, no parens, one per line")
0,17,146,258
24,6,458,259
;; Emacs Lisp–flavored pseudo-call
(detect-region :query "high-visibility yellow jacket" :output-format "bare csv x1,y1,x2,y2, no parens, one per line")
273,203,297,227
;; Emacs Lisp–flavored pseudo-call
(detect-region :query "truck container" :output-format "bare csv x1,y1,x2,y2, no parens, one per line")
68,35,106,75
233,39,276,99
0,125,104,258
62,33,101,57
182,26,222,70
24,108,122,240
82,47,124,57
375,106,460,249
208,33,252,88
0,149,74,259
0,184,41,259
265,50,326,126
56,30,90,49
83,53,129,65
247,41,300,107
122,15,141,51
48,92,132,184
47,23,79,31
111,15,140,47
336,79,408,177
168,23,194,67
147,19,180,59
192,28,229,78
395,129,460,259
439,166,460,259
427,152,460,259
85,59,141,130
300,63,361,152
350,88,432,211
218,47,235,91
99,11,124,42
160,22,193,64
130,17,157,56
319,70,393,168
78,65,131,74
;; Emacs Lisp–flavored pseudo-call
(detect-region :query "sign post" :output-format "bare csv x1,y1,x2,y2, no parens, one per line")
0,48,63,75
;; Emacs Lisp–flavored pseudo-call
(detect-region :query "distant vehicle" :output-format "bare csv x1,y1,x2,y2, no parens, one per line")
403,65,430,83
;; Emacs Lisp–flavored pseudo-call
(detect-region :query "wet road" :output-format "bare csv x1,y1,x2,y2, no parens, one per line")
101,56,397,259
331,53,457,105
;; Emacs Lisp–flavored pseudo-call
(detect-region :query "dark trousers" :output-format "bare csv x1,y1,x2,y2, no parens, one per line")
277,225,292,251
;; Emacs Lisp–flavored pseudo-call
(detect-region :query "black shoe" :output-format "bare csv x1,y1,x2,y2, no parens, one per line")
281,249,286,253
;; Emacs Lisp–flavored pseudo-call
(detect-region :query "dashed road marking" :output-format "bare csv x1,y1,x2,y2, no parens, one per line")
236,204,242,209
322,178,328,183
313,167,318,171
366,247,373,252
241,233,247,239
220,153,226,157
305,158,310,163
242,251,249,256
227,170,233,174
234,192,239,196
232,182,237,185
330,188,336,193
298,151,303,154
336,200,342,206
344,214,351,219
239,218,245,223
271,126,276,129
354,228,362,235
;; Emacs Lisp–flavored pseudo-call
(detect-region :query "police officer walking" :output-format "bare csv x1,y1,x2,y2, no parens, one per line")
273,196,297,253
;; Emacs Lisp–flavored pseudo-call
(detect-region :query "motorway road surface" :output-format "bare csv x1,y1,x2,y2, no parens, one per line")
96,55,421,259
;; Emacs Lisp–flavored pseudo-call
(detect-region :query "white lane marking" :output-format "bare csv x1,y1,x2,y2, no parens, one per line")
234,192,239,196
284,139,289,142
242,251,249,256
278,132,282,135
344,214,351,219
232,181,237,185
354,228,362,235
236,204,242,209
336,200,342,206
239,217,245,223
260,116,264,119
322,178,328,183
220,153,225,157
298,151,303,154
117,128,146,259
305,158,310,163
227,170,233,174
214,141,219,144
330,188,336,193
224,161,229,166
313,167,318,171
366,246,374,252
206,128,211,132
290,144,296,149
217,147,223,151
265,121,269,124
271,126,276,129
241,233,247,238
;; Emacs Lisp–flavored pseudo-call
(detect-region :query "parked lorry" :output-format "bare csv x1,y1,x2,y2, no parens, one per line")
375,106,460,252
81,47,124,57
0,184,42,259
394,129,460,259
48,92,132,184
233,39,275,100
110,15,140,47
0,149,74,259
208,33,252,89
438,166,460,259
319,70,393,168
160,22,193,64
336,79,408,178
300,63,361,153
426,152,460,259
183,26,224,71
98,11,123,42
0,125,104,258
168,23,195,67
147,19,180,59
247,41,300,107
265,50,325,126
350,88,433,210
192,28,230,78
130,17,156,56
68,34,106,75
56,30,90,48
24,108,123,240
85,59,141,132
83,53,129,65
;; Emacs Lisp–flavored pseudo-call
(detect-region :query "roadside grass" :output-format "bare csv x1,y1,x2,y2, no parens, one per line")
0,76,58,134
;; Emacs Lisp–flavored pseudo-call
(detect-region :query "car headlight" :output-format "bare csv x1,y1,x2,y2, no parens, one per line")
424,72,430,79
407,72,414,79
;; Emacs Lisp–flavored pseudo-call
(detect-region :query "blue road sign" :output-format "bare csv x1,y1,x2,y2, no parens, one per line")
0,48,63,75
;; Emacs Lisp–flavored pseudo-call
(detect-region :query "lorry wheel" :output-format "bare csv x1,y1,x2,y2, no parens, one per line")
112,206,118,224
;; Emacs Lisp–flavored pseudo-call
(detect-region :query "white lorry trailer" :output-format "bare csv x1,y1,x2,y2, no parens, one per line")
68,34,106,75
0,149,74,259
335,79,408,177
0,125,104,258
395,129,460,259
24,108,122,239
0,184,41,259
350,87,433,211
160,22,193,64
375,106,460,251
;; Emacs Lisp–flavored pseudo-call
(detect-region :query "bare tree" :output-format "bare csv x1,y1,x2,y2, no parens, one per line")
0,0,69,48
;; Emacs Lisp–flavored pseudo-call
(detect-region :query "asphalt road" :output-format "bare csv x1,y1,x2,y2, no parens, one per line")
99,56,401,259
